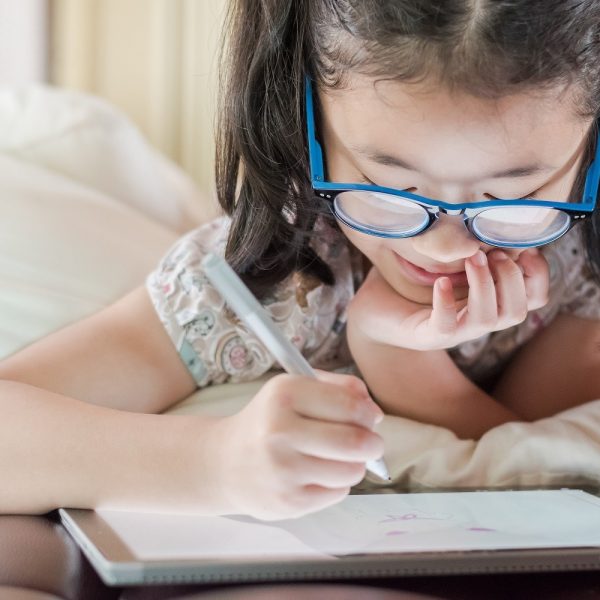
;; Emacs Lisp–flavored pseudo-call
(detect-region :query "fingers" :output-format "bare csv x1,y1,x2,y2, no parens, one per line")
429,277,458,336
516,248,550,310
487,250,528,328
294,455,367,488
463,250,498,328
461,248,547,334
286,418,385,462
358,246,548,353
313,369,370,398
299,371,384,427
258,373,384,464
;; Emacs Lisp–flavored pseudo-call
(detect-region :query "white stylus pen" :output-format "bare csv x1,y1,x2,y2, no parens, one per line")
201,252,391,481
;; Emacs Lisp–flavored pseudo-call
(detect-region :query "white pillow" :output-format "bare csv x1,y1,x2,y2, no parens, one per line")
0,85,210,233
0,85,209,358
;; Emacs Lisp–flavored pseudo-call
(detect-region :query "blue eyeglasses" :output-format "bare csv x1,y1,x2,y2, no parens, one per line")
305,76,599,248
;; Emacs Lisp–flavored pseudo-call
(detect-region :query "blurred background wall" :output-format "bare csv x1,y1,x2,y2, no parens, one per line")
1,0,227,197
0,0,49,84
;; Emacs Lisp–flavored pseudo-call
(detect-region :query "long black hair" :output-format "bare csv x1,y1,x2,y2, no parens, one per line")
215,0,600,298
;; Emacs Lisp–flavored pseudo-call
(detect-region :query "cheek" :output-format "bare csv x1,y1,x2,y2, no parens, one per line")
340,221,429,276
338,223,381,259
339,222,418,268
339,223,428,295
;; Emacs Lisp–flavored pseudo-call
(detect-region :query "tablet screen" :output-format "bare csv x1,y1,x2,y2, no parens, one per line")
95,489,600,561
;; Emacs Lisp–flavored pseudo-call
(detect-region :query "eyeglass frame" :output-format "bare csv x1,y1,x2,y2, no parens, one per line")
305,75,600,248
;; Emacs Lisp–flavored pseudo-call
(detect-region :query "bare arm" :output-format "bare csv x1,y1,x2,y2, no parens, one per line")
0,286,223,514
346,317,522,440
0,285,385,519
0,286,197,414
0,381,226,515
494,313,600,419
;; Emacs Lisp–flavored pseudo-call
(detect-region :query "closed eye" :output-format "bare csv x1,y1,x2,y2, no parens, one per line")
360,175,416,192
361,176,540,200
484,189,541,201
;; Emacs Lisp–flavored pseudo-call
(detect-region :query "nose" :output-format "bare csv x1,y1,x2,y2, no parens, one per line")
410,213,482,263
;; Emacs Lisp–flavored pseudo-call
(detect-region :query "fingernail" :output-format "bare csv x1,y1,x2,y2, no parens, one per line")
493,251,509,261
437,276,452,291
525,248,540,257
368,405,385,425
471,251,487,267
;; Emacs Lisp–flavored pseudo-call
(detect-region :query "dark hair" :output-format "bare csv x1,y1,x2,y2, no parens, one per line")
215,0,600,298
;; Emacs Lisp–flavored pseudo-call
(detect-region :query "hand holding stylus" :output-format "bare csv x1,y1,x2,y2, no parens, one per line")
202,253,390,520
215,369,386,520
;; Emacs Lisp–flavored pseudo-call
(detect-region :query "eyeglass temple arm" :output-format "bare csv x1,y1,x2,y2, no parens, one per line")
584,151,600,206
581,121,600,206
305,76,326,183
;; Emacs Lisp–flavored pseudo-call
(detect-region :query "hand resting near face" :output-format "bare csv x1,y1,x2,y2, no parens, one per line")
348,248,549,352
345,249,550,439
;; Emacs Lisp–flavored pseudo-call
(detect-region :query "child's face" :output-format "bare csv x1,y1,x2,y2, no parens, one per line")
318,75,592,304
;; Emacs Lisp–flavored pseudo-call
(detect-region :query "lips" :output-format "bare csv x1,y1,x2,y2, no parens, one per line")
393,252,469,287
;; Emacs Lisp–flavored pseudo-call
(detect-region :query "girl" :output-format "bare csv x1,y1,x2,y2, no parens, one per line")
1,0,600,521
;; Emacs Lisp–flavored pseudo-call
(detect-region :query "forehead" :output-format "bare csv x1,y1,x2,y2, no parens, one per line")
317,75,589,177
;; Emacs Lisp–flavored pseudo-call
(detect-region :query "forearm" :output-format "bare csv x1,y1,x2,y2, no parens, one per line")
493,314,600,420
0,379,226,515
347,320,522,440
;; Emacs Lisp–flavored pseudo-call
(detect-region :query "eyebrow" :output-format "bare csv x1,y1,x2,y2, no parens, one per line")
350,145,554,179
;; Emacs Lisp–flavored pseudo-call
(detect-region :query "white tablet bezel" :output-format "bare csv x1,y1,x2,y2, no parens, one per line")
59,486,600,586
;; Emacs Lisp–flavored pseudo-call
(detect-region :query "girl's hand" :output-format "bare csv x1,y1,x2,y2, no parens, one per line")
216,371,385,521
349,248,549,351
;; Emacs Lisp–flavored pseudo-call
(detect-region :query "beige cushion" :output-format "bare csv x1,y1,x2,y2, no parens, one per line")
0,85,208,232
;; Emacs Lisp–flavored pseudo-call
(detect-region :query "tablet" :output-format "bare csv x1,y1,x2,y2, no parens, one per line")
59,488,600,586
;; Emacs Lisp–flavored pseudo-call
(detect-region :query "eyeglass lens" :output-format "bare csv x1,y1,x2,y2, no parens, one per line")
334,190,571,245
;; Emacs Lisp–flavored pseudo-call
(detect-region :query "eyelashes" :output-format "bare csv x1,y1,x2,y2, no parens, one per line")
484,190,540,200
361,174,540,200
359,175,416,192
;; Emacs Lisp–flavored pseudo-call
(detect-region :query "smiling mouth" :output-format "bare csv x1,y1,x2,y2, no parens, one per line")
393,253,469,287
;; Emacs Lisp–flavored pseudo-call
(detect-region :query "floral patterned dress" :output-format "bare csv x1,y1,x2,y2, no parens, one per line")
146,215,600,389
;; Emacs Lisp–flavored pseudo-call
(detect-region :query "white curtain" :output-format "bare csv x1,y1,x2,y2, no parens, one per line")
0,0,48,85
50,0,226,198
